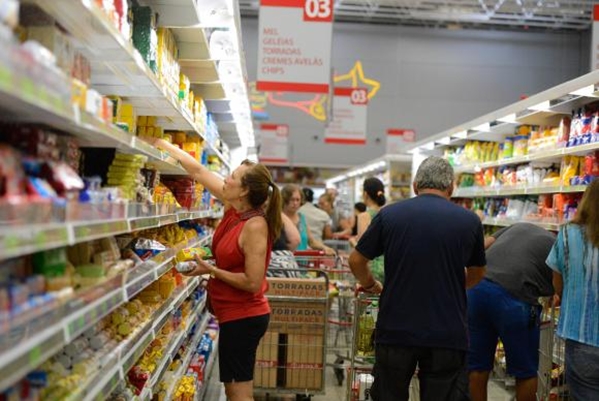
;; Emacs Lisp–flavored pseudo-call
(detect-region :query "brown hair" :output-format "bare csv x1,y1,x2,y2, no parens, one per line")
240,160,282,242
572,179,599,248
281,184,303,206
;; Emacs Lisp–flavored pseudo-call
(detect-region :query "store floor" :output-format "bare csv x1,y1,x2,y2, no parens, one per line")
203,355,516,401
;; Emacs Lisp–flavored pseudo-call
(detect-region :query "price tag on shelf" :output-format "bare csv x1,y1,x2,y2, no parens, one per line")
28,345,42,367
257,0,333,93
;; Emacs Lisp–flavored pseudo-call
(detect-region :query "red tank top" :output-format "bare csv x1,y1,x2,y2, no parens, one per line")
208,208,272,323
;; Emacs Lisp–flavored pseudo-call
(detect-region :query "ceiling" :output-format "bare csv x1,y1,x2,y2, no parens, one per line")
239,0,594,31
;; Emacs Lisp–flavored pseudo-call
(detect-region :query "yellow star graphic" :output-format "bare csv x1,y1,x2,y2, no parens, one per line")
333,61,381,99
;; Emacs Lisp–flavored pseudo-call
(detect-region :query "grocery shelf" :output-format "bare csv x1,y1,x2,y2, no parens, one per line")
454,184,588,198
137,296,208,400
0,46,188,176
196,335,219,401
0,232,210,392
482,217,561,231
453,142,599,174
0,209,218,262
83,277,202,401
164,313,212,401
28,0,230,170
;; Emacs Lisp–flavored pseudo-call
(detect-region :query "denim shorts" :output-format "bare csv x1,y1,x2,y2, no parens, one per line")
467,279,541,378
565,339,599,401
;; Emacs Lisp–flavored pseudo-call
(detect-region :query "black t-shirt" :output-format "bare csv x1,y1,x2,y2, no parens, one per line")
356,194,486,351
486,223,555,305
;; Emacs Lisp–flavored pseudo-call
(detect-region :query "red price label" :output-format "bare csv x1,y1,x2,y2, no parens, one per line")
303,0,333,22
350,88,368,105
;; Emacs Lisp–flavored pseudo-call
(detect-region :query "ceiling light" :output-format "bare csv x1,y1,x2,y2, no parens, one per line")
569,85,596,97
529,100,551,111
472,122,490,132
497,113,517,123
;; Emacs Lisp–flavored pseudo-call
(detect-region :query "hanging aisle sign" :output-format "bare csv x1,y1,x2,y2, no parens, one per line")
256,0,333,93
258,124,289,164
386,129,416,154
324,87,368,145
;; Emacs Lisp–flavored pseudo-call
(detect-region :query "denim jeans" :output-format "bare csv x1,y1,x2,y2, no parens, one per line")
565,339,599,401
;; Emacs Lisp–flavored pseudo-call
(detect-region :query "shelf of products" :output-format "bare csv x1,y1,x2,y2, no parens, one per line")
1,209,220,262
409,70,599,229
0,226,213,393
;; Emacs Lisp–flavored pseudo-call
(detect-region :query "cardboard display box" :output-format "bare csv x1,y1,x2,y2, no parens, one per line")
254,331,279,389
285,334,324,390
268,300,327,335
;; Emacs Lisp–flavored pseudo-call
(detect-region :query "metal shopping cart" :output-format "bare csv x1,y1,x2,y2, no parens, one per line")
254,268,329,401
347,293,420,401
293,250,358,386
537,298,568,401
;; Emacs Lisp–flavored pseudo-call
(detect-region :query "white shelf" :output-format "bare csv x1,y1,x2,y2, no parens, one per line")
28,0,230,170
454,184,588,198
454,141,599,174
0,210,218,262
82,277,202,401
164,313,212,401
0,232,211,392
482,217,560,231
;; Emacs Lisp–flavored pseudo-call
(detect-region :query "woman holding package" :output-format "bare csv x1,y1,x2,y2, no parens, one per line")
546,179,599,401
146,138,281,401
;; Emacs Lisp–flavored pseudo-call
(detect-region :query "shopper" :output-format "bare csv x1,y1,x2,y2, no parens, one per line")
348,156,486,401
546,180,599,401
144,137,281,401
351,202,367,236
468,223,555,401
282,184,335,255
299,187,332,242
350,177,386,280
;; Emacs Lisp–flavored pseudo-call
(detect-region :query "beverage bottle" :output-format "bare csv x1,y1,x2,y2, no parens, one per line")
357,305,375,356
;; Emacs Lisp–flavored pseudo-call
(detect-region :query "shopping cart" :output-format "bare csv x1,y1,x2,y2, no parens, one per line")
293,250,357,386
537,298,568,401
254,268,329,401
347,293,420,401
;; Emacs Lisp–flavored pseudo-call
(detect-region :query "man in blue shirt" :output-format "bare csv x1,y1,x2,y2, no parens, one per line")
349,156,487,401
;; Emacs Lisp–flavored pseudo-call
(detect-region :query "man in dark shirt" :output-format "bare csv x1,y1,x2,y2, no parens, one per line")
468,223,555,401
349,156,487,401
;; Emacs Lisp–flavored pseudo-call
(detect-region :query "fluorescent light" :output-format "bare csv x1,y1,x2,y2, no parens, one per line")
529,101,551,111
472,122,490,132
497,113,517,123
452,130,468,139
569,85,596,97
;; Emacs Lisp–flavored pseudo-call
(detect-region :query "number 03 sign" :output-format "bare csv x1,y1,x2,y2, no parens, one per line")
325,88,368,145
257,0,334,93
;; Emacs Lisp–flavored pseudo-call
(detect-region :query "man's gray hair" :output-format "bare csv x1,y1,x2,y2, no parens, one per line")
414,156,454,191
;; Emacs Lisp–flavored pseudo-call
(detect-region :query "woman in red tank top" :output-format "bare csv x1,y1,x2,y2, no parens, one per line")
145,137,282,401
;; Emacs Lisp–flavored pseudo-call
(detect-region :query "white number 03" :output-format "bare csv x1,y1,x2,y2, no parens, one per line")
304,0,332,19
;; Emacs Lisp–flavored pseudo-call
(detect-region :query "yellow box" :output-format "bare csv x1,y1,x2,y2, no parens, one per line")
120,103,135,117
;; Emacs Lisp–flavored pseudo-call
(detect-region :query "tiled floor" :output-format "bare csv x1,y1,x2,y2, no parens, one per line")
203,354,516,401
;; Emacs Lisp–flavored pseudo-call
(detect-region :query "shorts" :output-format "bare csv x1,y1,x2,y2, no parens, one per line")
218,313,270,383
467,279,541,379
